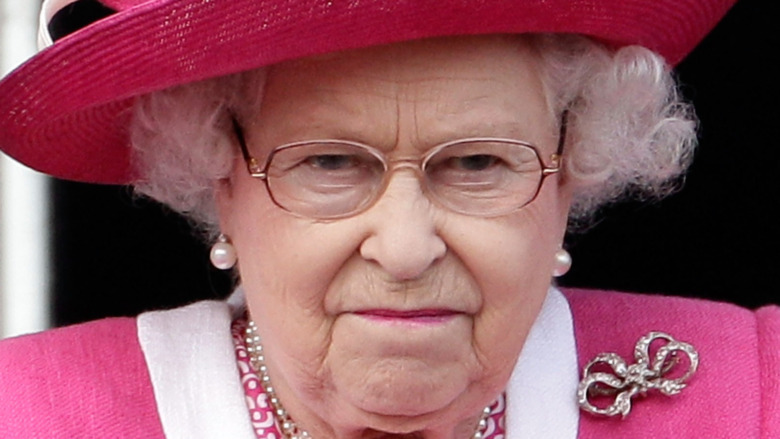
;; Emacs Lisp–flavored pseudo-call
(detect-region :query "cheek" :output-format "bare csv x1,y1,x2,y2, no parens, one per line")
223,176,366,368
234,215,363,406
235,215,360,332
226,172,359,305
459,207,560,301
452,203,564,378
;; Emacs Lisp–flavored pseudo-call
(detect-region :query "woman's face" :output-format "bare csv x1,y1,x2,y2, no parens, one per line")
217,36,571,437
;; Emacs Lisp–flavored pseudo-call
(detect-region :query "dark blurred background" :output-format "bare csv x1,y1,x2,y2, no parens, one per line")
52,0,779,327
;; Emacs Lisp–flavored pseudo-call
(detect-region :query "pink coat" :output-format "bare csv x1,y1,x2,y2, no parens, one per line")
1,289,778,438
567,290,780,438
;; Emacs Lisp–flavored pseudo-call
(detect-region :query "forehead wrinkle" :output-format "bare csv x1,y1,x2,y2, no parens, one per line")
401,83,512,151
413,95,545,147
298,80,405,148
275,86,395,142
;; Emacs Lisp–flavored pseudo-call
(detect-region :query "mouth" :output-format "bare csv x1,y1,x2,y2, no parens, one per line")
353,309,462,325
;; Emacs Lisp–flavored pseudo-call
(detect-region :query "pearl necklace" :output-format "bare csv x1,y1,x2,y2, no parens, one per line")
245,321,492,439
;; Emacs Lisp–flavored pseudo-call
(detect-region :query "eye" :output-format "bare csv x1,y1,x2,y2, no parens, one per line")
269,142,381,175
446,154,501,171
305,154,359,170
426,153,512,191
424,140,543,197
269,143,385,192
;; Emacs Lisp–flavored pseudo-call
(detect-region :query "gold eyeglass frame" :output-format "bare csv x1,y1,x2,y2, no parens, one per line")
230,110,568,219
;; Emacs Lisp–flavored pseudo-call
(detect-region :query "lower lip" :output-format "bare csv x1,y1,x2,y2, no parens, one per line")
354,310,460,325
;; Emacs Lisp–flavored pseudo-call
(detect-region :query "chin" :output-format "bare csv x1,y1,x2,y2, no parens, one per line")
334,361,471,418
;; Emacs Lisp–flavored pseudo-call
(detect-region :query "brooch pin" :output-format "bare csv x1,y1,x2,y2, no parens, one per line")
577,331,699,418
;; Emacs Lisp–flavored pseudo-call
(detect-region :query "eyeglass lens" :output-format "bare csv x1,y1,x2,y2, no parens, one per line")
263,139,549,218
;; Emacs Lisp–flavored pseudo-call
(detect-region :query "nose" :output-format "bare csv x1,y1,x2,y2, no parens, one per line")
359,172,446,281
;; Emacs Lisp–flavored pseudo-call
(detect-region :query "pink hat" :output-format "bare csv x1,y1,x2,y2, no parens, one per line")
0,0,737,184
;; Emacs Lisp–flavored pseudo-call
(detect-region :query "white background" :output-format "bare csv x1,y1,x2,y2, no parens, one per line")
0,0,50,338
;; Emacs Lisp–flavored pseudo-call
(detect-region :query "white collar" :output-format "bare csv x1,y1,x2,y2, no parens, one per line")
504,287,580,438
138,301,257,439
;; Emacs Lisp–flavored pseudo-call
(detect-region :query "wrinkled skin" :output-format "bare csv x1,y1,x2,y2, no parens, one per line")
217,35,572,439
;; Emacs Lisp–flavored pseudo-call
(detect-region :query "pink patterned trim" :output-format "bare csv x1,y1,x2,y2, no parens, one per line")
484,395,507,438
230,318,505,438
232,318,283,439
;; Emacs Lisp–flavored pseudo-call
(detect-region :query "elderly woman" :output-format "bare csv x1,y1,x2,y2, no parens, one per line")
0,0,778,437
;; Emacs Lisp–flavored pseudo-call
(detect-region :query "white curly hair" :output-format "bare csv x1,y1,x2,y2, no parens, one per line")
130,34,696,237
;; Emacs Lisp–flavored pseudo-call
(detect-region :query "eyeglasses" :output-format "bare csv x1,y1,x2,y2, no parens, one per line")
232,115,566,219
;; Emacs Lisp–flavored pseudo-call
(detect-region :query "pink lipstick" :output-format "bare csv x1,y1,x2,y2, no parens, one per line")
354,309,459,325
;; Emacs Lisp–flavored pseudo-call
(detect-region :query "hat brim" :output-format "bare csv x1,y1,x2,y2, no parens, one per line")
0,0,736,184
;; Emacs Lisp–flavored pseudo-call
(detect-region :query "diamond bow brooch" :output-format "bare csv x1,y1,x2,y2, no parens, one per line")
577,331,699,418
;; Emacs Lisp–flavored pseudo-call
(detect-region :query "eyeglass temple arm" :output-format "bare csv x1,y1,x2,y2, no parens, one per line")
230,113,250,161
542,108,569,176
230,113,266,177
557,108,569,157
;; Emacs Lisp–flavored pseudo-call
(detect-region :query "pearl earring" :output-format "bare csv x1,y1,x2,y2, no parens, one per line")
210,234,237,270
552,248,572,277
